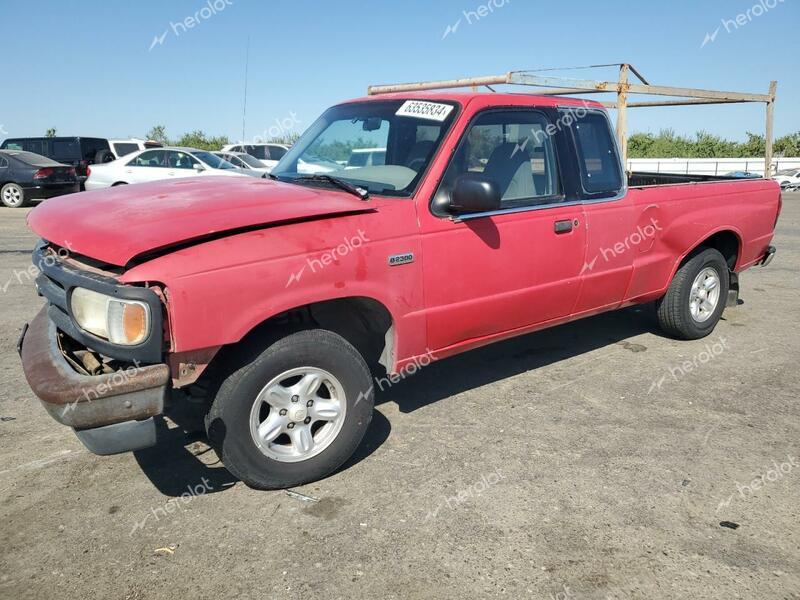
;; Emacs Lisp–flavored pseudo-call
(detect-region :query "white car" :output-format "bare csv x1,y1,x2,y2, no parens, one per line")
221,143,290,170
85,147,247,190
773,168,800,189
345,147,387,169
221,142,342,174
213,151,271,175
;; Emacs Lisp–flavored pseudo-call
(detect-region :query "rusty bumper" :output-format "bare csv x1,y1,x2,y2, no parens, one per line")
20,307,169,453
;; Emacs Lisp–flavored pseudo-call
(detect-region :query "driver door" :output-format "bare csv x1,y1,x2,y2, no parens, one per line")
420,109,587,351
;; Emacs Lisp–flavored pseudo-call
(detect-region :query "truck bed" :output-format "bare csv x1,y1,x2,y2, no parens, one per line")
628,171,760,187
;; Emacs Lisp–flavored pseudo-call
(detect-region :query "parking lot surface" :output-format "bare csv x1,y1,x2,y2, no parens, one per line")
1,196,798,600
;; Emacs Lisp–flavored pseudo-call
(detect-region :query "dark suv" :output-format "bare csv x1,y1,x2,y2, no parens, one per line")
0,137,111,183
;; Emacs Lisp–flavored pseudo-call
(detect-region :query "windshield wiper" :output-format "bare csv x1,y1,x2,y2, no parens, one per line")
293,174,370,200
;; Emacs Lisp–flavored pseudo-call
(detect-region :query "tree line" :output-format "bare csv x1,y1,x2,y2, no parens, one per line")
628,129,800,158
144,125,300,150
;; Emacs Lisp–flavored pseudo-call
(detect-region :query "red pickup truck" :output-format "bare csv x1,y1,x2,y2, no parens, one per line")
20,92,780,489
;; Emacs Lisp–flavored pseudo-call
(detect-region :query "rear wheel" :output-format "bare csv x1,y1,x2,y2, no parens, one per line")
656,248,729,340
1,183,27,208
206,329,374,489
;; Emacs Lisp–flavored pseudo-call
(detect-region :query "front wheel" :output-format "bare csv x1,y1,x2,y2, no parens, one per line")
206,329,374,489
656,247,730,340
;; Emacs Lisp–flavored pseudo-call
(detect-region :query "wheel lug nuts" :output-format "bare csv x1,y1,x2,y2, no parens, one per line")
287,422,295,429
304,417,311,424
291,395,299,403
279,409,287,416
306,400,314,407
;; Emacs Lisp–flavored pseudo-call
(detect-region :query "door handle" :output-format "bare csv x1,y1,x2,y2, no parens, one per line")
554,219,575,234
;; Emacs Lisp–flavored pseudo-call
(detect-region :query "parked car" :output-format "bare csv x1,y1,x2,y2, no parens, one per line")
0,137,111,183
108,139,164,160
773,168,800,188
84,147,249,190
221,143,289,170
221,142,341,174
0,150,78,208
213,151,272,175
21,93,780,490
724,171,762,179
345,147,387,169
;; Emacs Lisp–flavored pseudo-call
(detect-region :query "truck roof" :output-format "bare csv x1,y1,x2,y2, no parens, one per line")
341,90,606,110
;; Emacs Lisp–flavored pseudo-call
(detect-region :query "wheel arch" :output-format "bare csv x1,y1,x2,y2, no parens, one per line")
671,227,743,281
199,296,397,387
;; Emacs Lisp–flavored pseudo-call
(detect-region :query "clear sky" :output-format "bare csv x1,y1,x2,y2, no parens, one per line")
0,0,797,144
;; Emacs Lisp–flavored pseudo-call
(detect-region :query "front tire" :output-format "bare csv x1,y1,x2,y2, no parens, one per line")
1,183,28,208
206,329,374,489
656,248,729,340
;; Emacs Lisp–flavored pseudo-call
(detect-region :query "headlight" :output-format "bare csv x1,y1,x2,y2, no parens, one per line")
70,288,151,346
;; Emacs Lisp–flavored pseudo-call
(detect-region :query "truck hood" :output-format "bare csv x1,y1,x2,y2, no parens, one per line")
27,177,375,266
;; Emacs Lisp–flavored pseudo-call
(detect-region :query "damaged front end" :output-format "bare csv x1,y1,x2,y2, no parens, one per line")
19,242,170,455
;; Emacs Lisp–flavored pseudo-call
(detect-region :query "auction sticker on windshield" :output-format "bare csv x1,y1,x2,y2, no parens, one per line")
396,100,454,122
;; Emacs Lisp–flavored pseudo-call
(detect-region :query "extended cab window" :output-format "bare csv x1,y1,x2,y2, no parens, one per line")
436,110,560,212
565,110,623,197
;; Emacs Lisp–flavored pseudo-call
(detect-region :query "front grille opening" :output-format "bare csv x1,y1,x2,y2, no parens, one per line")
57,330,138,376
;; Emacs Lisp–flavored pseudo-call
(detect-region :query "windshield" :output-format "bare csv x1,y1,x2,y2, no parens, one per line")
271,99,459,196
194,151,237,170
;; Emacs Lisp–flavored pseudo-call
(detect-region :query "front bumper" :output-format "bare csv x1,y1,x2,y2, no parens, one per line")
19,308,169,454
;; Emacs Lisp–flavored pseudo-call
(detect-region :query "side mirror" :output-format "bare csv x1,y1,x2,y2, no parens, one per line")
193,163,205,172
449,173,501,215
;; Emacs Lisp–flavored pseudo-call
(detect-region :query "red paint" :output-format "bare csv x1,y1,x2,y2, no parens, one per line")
28,92,781,374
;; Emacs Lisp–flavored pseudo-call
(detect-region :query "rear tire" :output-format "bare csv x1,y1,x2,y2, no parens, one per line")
206,329,374,490
656,248,729,340
1,183,28,208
